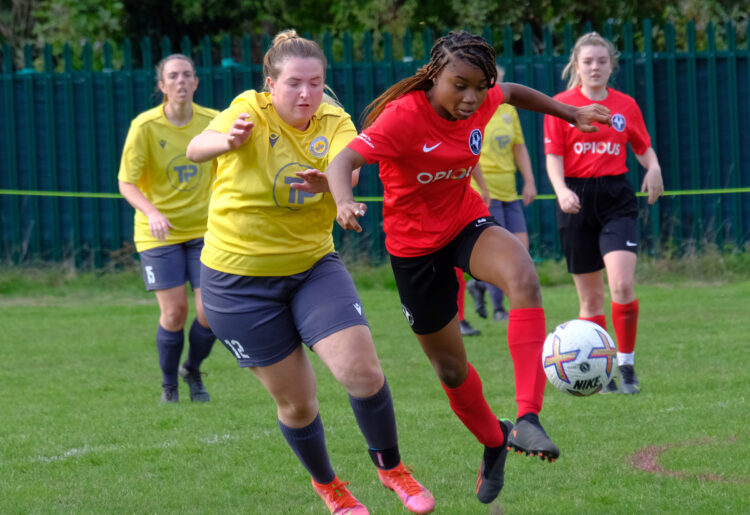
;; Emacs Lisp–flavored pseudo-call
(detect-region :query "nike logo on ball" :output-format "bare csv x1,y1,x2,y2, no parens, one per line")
626,240,638,247
422,142,442,152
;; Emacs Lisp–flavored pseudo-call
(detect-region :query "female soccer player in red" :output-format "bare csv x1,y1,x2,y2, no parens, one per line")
300,31,611,504
544,32,663,395
118,54,218,403
187,30,433,514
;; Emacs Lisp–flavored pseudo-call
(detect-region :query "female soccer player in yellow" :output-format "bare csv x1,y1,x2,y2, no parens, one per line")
186,30,434,515
118,54,218,404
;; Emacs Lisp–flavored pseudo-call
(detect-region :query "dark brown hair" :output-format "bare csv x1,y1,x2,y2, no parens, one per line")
362,31,497,128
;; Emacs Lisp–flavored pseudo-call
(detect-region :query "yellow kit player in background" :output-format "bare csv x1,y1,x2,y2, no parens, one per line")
118,54,218,403
186,30,433,514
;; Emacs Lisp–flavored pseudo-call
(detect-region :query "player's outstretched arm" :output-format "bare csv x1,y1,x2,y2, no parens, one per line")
501,83,611,133
325,147,368,233
186,114,254,162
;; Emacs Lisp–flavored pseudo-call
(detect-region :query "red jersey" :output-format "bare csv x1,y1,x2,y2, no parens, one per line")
348,85,505,257
544,87,651,178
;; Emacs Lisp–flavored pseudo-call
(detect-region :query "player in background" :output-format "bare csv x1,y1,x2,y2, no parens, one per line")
118,54,218,403
544,32,663,394
466,65,537,323
301,31,611,505
186,30,434,515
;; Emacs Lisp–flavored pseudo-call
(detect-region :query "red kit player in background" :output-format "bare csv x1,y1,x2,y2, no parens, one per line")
544,32,663,395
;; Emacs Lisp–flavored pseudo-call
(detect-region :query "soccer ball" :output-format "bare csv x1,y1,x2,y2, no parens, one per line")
542,320,617,396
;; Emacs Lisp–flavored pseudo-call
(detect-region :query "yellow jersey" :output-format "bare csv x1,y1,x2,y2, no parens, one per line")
472,104,525,202
118,103,218,251
200,90,357,276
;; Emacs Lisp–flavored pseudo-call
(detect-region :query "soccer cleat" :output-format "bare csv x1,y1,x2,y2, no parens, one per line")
466,280,488,319
618,365,640,395
507,415,560,461
476,419,513,504
160,384,179,403
312,476,369,514
179,365,211,402
459,320,481,337
378,462,435,514
493,309,509,322
599,377,619,394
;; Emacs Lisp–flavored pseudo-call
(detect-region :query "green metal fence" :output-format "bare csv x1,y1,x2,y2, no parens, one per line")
1,21,749,267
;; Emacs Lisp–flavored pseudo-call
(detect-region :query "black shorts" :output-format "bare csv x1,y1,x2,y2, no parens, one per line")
557,174,639,274
390,217,498,335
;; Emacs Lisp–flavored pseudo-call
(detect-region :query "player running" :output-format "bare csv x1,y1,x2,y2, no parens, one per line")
186,30,434,514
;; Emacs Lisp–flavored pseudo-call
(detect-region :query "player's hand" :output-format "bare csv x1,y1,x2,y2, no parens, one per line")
557,187,581,214
641,167,664,204
522,181,537,206
573,104,611,133
335,200,367,233
480,187,491,207
227,113,254,148
146,211,173,241
292,169,329,193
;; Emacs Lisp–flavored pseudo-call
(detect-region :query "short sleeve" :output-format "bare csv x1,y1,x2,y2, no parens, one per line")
205,97,255,134
626,101,651,155
544,113,566,156
118,121,147,184
510,107,525,145
348,104,416,164
328,114,358,161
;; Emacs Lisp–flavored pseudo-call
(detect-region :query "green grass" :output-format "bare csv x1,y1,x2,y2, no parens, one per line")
1,265,749,513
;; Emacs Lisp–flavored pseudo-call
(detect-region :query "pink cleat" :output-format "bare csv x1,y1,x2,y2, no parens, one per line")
311,476,369,514
378,463,435,514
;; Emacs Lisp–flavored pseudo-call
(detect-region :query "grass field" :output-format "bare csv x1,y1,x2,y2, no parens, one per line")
1,262,749,514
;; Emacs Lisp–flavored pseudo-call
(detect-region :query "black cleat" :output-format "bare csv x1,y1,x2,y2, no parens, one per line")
460,319,481,336
618,365,640,395
507,414,560,461
599,377,619,394
466,280,487,319
179,365,211,402
476,419,513,504
493,309,509,322
160,383,179,403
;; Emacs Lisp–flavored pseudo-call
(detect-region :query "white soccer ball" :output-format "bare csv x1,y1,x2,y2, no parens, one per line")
542,320,617,396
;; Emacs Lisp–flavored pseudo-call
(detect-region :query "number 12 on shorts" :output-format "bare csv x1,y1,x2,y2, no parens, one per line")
224,339,250,360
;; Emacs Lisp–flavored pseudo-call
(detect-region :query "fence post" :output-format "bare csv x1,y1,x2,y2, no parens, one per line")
642,19,660,253
221,34,234,107
201,35,213,107
141,37,153,109
83,41,102,267
664,23,683,249
103,41,121,251
43,43,62,260
725,22,742,246
686,22,702,244
241,33,254,91
2,42,21,262
21,44,41,259
706,22,722,244
502,26,513,80
63,43,82,264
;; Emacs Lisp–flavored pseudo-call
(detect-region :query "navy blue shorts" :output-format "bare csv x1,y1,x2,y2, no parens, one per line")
139,238,204,291
390,217,498,335
489,199,527,234
200,253,369,367
557,175,639,274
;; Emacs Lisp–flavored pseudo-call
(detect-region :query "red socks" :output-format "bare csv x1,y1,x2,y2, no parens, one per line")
611,299,639,354
441,363,504,447
580,315,607,330
455,268,466,320
508,307,547,418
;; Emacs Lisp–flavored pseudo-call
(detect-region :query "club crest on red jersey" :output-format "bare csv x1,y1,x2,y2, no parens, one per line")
612,113,626,132
469,129,482,155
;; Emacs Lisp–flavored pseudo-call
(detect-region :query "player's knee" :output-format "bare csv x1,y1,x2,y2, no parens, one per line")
337,362,384,397
161,303,188,328
506,266,542,305
433,359,468,389
277,397,319,425
609,279,634,301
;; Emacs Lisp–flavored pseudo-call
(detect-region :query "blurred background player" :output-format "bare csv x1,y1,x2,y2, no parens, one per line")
118,54,218,403
317,31,611,504
466,65,537,323
544,32,663,394
186,30,433,514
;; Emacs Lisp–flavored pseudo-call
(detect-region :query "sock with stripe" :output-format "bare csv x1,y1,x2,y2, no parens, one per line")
349,379,401,470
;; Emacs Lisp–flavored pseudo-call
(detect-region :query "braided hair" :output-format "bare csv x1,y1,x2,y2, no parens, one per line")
362,31,497,128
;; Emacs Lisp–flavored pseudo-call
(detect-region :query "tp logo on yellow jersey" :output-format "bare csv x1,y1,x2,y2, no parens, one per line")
273,162,322,210
166,154,203,191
